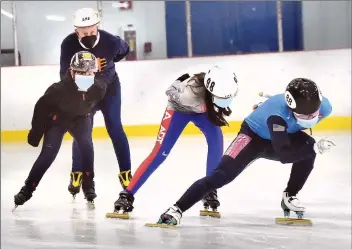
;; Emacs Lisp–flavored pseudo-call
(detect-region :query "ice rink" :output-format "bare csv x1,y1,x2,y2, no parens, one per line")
1,134,351,249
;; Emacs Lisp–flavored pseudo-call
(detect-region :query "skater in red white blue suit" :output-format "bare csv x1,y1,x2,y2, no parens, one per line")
113,66,239,215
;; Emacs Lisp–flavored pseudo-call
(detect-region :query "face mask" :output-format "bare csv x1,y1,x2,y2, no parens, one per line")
296,115,319,129
213,96,233,108
80,35,97,49
75,74,94,91
294,109,320,129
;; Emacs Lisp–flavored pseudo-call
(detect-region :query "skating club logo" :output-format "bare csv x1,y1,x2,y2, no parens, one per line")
156,110,173,145
225,134,252,159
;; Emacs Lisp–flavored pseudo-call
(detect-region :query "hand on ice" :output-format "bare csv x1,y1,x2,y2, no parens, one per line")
314,138,336,154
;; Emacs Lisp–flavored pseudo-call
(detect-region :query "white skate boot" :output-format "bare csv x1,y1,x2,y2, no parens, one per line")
282,191,305,217
145,205,182,228
276,192,312,226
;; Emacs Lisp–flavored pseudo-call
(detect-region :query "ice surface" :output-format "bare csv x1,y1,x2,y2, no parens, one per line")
1,134,351,249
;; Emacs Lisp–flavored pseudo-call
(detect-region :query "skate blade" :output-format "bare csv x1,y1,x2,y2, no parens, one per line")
275,217,312,226
106,212,131,219
200,210,221,218
145,223,177,229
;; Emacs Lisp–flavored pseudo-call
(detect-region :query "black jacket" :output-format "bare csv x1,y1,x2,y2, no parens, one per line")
28,72,107,147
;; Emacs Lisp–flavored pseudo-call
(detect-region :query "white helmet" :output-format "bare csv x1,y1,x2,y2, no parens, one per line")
204,66,239,108
73,8,100,28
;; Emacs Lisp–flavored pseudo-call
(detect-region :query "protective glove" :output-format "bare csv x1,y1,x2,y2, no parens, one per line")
27,129,43,147
176,73,190,82
97,57,107,72
313,138,336,154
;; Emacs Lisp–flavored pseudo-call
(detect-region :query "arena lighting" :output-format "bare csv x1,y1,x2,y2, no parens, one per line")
46,15,66,22
111,1,129,8
1,9,13,19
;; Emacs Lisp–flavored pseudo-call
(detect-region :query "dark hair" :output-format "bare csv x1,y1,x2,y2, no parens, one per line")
191,73,232,127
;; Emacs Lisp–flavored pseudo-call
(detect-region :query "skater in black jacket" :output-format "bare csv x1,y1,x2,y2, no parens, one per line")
13,51,107,208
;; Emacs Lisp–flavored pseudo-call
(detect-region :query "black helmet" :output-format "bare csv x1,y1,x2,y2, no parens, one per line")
285,78,322,115
70,51,98,73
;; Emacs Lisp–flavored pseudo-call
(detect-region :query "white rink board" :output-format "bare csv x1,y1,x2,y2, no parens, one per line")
1,49,351,130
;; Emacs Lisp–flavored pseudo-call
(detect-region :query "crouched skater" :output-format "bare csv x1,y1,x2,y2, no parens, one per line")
110,66,239,218
154,78,336,226
13,51,107,209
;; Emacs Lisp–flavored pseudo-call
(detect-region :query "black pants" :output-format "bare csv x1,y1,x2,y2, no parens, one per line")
176,122,316,212
25,116,94,191
72,80,131,173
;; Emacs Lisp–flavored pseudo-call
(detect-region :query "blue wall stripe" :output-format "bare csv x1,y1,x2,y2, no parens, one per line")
165,1,187,58
165,1,303,57
190,1,279,56
282,1,303,51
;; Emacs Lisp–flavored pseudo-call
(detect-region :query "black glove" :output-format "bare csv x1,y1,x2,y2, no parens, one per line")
27,129,43,147
176,73,190,82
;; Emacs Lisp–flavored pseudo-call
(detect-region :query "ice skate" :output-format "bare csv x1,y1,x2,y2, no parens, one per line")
106,190,134,219
145,205,182,228
200,190,221,218
13,186,33,211
275,191,312,226
118,170,132,189
68,171,83,201
82,172,97,209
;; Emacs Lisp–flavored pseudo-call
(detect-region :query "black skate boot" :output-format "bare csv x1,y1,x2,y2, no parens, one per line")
118,170,132,189
82,172,97,209
106,190,134,219
14,185,34,210
68,171,83,200
200,190,221,218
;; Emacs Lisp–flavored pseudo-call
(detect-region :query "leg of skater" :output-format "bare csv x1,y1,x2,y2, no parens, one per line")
99,81,132,189
68,116,95,203
159,128,263,225
279,131,316,218
113,109,190,213
69,108,97,197
192,113,224,213
281,154,316,218
14,125,66,207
